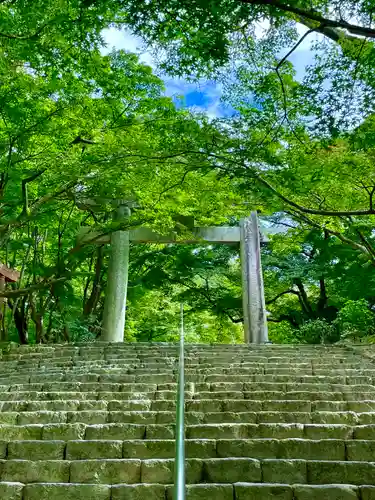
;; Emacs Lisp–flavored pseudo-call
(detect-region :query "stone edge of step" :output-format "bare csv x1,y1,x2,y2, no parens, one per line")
0,481,374,500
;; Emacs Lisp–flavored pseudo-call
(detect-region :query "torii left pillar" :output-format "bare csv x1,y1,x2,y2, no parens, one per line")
101,203,130,342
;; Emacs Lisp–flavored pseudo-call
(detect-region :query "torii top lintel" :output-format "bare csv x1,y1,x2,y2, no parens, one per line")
76,198,271,246
78,225,270,246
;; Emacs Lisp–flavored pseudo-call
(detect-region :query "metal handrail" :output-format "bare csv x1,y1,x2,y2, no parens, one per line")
174,303,185,500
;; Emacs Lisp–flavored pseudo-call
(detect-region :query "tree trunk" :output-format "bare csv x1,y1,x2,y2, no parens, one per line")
0,276,6,341
317,278,328,313
29,296,45,343
294,278,315,318
46,302,57,342
30,291,53,343
9,298,28,344
83,247,104,317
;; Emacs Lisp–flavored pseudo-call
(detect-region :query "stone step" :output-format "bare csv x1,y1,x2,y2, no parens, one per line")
1,367,366,378
2,409,375,426
3,382,375,396
2,358,364,369
6,381,375,392
0,346,364,360
2,389,375,402
0,342,373,493
185,423,363,440
4,374,372,384
2,360,355,368
0,356,364,363
4,382,375,401
3,481,375,500
193,391,375,400
0,458,375,485
1,422,375,440
4,481,375,500
8,353,351,359
3,398,375,413
4,375,375,387
6,374,375,385
2,438,375,461
3,364,373,377
2,363,366,374
0,353,362,369
3,343,357,350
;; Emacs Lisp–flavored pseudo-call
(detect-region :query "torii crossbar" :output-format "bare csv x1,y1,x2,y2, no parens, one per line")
78,205,268,344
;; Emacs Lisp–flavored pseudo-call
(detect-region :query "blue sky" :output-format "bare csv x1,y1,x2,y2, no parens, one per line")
102,25,322,118
101,27,234,118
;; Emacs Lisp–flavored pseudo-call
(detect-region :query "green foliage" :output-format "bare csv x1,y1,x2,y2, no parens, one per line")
297,319,339,345
128,243,243,324
0,0,255,344
59,316,99,343
334,299,375,340
268,322,299,345
124,289,242,344
1,0,375,346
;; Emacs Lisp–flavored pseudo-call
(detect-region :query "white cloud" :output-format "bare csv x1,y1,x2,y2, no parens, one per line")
277,24,327,81
101,27,155,68
252,20,324,82
254,19,271,38
100,25,321,116
164,78,232,118
101,29,228,117
163,78,195,97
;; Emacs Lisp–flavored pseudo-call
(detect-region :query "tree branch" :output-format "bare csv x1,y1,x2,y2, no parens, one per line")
276,28,317,70
294,277,314,316
256,174,375,216
21,169,46,216
240,0,375,39
285,209,373,257
370,186,375,211
275,66,306,145
0,22,49,40
345,215,375,258
0,179,77,235
267,314,300,327
266,289,300,304
299,16,365,43
0,278,67,298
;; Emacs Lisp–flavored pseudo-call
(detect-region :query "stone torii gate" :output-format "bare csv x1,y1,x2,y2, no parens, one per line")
78,203,268,344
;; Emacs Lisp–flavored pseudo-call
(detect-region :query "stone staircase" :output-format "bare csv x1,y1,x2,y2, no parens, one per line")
0,343,374,498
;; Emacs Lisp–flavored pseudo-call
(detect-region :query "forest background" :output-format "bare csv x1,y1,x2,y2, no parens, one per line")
1,0,375,345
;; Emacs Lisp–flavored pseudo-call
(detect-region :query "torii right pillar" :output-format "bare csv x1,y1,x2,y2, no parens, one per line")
240,212,268,344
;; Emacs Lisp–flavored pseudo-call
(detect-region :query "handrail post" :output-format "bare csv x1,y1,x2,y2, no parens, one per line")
174,303,185,500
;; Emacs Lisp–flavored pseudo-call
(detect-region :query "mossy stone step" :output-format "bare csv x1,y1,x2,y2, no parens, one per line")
3,482,375,500
2,409,375,425
0,458,375,485
1,438,374,461
0,342,375,496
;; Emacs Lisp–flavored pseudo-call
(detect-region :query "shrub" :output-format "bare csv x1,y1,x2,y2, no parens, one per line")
333,299,375,341
268,322,299,344
297,319,339,344
64,316,99,343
